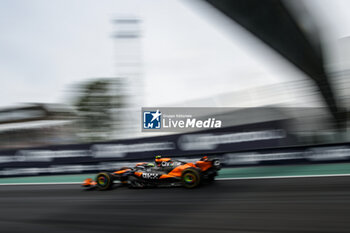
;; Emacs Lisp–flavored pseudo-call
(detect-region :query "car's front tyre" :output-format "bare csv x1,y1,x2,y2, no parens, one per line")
96,172,113,191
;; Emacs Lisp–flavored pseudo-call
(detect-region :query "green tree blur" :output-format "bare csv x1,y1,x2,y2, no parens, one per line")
74,78,124,141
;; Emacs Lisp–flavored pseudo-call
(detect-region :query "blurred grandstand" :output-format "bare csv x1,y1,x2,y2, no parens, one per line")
0,104,77,149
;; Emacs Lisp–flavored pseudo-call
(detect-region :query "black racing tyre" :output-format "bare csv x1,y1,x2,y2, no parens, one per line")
96,172,113,191
181,168,201,188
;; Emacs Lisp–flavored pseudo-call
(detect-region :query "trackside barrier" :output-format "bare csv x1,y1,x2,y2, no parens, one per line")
3,120,345,177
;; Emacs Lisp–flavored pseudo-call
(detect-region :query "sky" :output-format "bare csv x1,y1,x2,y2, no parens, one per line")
0,0,350,108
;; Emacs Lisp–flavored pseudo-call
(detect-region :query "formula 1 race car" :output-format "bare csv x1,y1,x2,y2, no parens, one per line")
82,156,221,190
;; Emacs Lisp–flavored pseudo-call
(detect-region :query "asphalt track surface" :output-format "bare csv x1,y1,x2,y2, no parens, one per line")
1,177,350,233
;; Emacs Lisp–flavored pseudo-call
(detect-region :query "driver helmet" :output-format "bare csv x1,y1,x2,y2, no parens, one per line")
155,155,162,166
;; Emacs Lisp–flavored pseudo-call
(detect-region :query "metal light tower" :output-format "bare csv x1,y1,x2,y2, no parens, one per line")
113,17,143,138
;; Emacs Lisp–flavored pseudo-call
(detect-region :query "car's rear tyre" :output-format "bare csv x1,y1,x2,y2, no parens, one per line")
181,168,201,188
96,172,113,191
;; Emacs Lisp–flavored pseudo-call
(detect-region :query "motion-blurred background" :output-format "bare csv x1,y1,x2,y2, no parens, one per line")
1,0,350,175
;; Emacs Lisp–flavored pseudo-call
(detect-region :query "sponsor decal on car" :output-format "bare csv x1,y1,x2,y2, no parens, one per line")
161,161,182,167
141,173,159,179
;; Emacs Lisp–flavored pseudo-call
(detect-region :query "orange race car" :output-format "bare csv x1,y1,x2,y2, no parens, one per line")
82,155,221,190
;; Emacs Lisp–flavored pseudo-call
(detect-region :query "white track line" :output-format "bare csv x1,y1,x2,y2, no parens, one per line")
1,173,350,185
0,182,82,185
0,181,125,186
217,173,350,180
